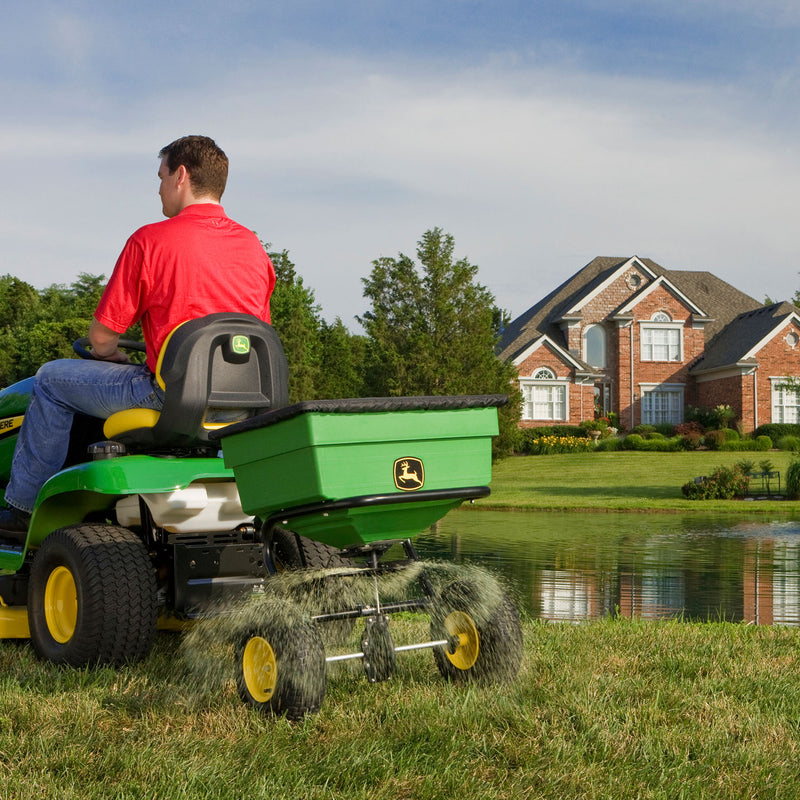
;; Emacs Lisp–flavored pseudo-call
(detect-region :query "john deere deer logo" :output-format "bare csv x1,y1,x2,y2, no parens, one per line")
394,457,424,491
232,335,250,355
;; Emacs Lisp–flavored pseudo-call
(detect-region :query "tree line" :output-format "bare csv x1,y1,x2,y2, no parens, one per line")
0,228,520,453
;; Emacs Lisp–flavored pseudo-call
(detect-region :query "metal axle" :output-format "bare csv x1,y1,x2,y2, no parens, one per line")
325,637,450,664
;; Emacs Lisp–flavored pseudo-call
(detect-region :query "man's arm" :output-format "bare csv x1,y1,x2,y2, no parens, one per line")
88,318,129,363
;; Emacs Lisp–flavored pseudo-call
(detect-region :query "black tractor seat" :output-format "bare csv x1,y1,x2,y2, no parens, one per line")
103,313,289,452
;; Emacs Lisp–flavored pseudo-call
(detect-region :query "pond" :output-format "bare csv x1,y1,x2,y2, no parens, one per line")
413,510,800,625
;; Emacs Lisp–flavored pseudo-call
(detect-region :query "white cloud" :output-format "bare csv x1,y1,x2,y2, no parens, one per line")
4,44,800,326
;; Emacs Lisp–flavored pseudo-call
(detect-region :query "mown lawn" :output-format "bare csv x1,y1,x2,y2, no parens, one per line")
3,616,800,799
4,451,800,798
479,450,799,513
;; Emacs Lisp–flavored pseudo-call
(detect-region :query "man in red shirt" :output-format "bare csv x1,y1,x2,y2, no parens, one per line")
0,136,276,539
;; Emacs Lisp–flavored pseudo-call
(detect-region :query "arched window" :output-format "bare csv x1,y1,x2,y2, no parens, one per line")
583,324,607,368
641,312,681,362
533,367,555,380
520,367,567,421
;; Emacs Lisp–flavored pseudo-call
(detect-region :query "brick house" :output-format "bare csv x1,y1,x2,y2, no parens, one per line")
498,255,800,432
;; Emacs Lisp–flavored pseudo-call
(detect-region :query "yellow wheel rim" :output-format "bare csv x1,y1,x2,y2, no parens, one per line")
242,636,277,703
444,611,480,670
44,566,78,644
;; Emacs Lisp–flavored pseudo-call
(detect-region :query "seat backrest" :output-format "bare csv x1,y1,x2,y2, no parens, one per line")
111,313,289,451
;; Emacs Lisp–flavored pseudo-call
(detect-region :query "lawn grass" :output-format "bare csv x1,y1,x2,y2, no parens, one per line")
5,451,800,798
4,617,800,799
478,450,800,513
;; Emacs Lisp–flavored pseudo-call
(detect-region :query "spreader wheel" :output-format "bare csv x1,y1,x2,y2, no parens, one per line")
28,525,157,666
236,617,327,719
431,580,522,684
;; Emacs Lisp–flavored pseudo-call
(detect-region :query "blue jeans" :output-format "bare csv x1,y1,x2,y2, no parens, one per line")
5,359,164,513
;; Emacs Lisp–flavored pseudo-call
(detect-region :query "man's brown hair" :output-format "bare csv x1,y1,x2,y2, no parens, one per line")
159,135,229,200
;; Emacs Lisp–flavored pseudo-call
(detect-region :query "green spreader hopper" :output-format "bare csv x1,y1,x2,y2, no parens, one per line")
213,395,505,549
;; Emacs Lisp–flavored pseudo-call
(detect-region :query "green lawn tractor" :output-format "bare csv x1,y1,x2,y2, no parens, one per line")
0,313,522,718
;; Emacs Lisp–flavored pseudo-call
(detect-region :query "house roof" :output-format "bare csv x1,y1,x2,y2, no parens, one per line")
498,255,763,363
690,301,800,374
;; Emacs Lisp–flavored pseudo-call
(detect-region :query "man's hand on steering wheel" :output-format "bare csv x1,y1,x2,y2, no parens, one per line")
72,337,147,362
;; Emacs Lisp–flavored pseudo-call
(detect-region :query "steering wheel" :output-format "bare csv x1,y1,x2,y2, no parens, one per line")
72,337,147,361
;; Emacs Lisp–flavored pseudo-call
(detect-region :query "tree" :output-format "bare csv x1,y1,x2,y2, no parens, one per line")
316,318,366,399
358,228,520,455
267,248,366,401
266,248,323,402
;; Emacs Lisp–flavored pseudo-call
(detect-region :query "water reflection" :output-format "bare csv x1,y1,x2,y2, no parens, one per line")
414,511,800,625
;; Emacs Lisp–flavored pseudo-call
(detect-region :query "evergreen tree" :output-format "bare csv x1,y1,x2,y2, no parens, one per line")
266,247,324,402
358,228,520,455
316,318,366,399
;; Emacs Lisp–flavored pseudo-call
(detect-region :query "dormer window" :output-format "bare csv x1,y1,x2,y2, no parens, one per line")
640,312,682,362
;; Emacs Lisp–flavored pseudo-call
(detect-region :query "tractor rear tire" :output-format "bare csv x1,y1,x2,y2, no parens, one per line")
271,527,348,570
28,525,157,667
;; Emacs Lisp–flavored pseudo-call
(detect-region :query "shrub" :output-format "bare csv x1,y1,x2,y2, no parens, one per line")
654,423,676,437
680,432,702,450
646,437,683,452
622,434,681,452
595,437,623,452
776,435,800,452
787,456,800,500
753,423,800,441
675,421,704,437
632,424,655,437
648,431,665,440
685,405,717,429
713,404,736,429
719,438,772,452
703,430,727,450
526,425,586,439
682,464,750,500
723,428,740,442
622,434,645,450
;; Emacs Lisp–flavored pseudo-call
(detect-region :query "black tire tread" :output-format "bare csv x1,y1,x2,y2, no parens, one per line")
431,580,523,684
28,524,157,666
272,527,348,570
236,618,327,719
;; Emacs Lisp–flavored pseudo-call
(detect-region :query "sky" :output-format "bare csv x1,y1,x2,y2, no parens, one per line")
3,1,800,329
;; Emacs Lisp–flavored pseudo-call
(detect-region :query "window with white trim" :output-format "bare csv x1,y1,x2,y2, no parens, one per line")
520,368,568,421
640,385,684,425
640,313,682,362
583,324,607,368
772,379,800,424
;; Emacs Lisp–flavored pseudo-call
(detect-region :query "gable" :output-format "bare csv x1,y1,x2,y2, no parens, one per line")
615,275,707,318
513,334,598,378
500,255,764,368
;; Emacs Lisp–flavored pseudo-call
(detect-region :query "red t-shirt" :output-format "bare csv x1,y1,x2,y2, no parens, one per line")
94,204,276,372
